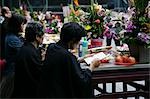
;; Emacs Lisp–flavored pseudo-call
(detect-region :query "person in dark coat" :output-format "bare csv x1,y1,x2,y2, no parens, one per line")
12,22,44,98
38,22,100,98
1,6,12,59
4,14,26,76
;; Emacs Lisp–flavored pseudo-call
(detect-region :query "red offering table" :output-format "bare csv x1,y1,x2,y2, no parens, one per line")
91,63,150,98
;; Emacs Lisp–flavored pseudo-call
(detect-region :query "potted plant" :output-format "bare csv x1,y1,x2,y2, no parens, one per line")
64,0,105,47
83,0,105,47
121,0,150,63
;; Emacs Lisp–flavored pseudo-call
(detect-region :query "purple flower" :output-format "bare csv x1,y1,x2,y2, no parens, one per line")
137,32,150,44
45,28,53,33
126,21,136,32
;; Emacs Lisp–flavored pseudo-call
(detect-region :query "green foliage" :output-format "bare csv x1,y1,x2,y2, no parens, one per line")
13,8,24,15
134,0,148,14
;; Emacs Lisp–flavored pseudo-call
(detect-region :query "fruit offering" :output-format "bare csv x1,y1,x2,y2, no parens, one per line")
115,55,136,64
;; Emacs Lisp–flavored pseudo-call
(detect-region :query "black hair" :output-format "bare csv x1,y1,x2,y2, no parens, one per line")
60,22,86,43
8,14,27,34
25,22,44,42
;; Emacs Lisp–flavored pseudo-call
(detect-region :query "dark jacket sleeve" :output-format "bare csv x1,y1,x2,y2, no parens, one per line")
65,54,93,98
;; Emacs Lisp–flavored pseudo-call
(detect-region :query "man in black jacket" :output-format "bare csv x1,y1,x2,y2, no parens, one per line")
38,22,100,98
13,22,44,98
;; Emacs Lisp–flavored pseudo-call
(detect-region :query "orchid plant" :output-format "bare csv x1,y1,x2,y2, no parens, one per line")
122,0,150,48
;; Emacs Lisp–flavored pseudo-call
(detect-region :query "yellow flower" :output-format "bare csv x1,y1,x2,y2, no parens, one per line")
85,25,92,30
93,4,102,12
74,0,79,6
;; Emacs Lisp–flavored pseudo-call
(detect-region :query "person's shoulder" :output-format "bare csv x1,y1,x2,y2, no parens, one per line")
48,43,56,48
47,43,72,57
19,43,37,57
22,43,36,52
59,49,75,61
6,34,18,39
47,43,58,51
6,34,22,44
6,34,23,48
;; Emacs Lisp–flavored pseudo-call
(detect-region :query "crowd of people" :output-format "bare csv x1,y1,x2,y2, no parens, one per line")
0,6,101,98
2,0,150,97
1,2,149,97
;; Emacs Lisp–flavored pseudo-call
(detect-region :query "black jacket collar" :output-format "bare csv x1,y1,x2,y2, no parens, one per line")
56,40,68,50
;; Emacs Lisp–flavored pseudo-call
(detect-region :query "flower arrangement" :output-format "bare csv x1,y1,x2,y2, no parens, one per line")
122,0,150,48
45,15,63,34
84,1,105,39
65,0,105,39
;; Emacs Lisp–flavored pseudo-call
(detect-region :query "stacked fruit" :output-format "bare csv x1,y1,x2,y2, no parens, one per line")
115,55,136,64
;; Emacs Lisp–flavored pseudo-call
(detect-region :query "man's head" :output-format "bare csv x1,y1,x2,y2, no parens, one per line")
25,22,44,45
1,6,12,18
60,22,86,49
